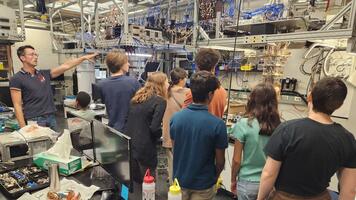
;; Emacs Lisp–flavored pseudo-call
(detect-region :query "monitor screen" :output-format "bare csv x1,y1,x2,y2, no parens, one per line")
66,110,94,156
179,60,192,70
91,120,133,191
145,62,160,72
0,86,12,107
95,68,107,79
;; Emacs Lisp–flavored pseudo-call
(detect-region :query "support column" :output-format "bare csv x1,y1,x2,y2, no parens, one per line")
193,0,198,48
216,11,221,39
80,0,85,49
18,0,25,40
349,0,356,36
124,0,129,38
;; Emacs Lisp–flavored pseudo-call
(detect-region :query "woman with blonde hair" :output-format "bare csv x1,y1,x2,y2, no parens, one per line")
125,71,169,183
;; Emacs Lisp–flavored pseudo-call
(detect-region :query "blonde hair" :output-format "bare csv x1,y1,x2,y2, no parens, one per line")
105,50,128,73
131,72,168,104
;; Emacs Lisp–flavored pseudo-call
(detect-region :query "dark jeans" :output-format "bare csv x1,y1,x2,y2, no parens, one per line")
132,158,156,184
28,113,58,132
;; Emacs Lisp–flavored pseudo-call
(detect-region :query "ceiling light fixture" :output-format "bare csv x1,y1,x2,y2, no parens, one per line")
126,53,152,57
24,4,35,8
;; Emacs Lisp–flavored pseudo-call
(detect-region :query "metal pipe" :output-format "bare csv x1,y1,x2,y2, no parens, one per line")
90,0,98,22
80,0,84,49
53,1,78,13
99,0,190,17
111,0,124,13
192,0,198,48
321,1,352,31
226,0,243,122
167,0,171,26
349,0,356,36
123,0,128,36
95,0,99,39
215,11,221,39
18,0,25,40
87,14,91,33
51,9,61,18
50,9,54,34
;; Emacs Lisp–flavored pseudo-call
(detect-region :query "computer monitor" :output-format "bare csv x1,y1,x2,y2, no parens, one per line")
91,83,101,102
145,62,160,72
95,68,107,79
140,62,160,82
91,119,133,191
65,110,94,155
0,86,12,107
179,60,192,70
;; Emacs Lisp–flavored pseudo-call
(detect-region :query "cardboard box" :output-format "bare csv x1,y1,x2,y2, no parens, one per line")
33,152,82,176
228,103,246,115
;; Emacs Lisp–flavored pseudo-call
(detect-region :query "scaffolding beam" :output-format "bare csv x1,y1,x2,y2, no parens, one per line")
320,1,352,31
349,0,356,36
198,29,354,47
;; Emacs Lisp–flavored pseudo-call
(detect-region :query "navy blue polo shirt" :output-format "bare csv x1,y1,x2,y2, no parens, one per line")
97,75,140,132
9,69,56,119
170,104,228,190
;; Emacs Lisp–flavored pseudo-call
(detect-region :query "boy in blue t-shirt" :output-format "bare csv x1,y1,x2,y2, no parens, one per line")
170,71,228,200
97,51,140,132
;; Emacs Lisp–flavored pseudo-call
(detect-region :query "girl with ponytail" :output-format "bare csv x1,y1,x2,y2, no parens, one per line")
162,68,189,184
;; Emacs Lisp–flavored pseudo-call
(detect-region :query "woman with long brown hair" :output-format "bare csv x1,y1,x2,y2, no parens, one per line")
125,71,169,183
162,68,189,184
231,83,281,200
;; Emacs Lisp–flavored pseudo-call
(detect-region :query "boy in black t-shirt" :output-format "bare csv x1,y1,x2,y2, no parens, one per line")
257,77,356,200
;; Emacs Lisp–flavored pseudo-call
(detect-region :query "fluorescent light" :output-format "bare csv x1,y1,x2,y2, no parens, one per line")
24,4,34,8
200,45,256,54
137,0,154,5
126,53,152,57
129,9,146,15
25,20,48,26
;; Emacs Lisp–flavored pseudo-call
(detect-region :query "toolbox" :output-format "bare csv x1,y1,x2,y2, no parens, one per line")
0,165,50,199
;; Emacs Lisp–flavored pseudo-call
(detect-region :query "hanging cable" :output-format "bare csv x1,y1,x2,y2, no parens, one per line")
225,0,243,123
36,0,47,14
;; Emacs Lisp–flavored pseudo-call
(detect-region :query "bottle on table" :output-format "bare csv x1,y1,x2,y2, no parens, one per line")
142,169,155,200
168,178,182,200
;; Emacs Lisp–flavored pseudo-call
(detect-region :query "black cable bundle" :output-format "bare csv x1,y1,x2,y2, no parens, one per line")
113,24,121,38
36,0,47,14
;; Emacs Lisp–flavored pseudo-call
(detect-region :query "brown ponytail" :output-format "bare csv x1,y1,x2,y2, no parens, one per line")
168,68,187,97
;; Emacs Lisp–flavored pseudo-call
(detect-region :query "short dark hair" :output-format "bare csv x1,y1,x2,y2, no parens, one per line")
17,45,35,60
170,68,187,85
105,50,128,73
195,48,221,71
76,91,91,108
190,71,220,103
311,77,347,115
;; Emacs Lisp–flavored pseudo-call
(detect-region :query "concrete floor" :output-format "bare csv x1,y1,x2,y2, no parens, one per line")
55,106,234,200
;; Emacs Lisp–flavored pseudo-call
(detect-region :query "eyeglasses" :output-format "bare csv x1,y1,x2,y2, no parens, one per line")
24,53,39,57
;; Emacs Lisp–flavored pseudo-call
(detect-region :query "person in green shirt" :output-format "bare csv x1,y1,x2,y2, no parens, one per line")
231,83,281,200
